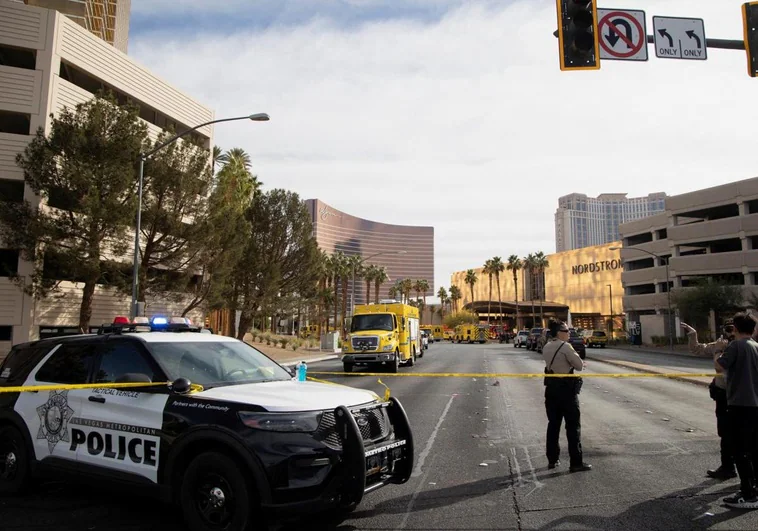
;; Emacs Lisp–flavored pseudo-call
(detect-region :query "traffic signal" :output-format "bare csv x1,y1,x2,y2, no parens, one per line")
744,2,758,77
556,0,600,71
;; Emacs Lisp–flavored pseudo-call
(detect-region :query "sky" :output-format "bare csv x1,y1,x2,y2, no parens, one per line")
128,0,757,299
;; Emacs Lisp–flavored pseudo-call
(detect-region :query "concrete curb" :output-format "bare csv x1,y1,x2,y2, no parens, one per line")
279,355,339,367
587,355,712,388
607,345,708,359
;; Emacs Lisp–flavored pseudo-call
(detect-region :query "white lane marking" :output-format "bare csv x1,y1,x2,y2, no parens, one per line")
510,447,523,487
399,453,437,530
411,393,456,478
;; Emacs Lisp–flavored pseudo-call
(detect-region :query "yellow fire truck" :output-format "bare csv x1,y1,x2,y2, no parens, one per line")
341,300,421,373
454,324,488,344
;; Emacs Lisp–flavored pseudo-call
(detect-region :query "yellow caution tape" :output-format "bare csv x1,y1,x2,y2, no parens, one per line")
309,371,716,379
0,381,205,394
377,378,391,401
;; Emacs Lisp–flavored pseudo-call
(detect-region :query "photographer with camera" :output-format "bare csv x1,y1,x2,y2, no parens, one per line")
681,319,734,480
543,319,591,473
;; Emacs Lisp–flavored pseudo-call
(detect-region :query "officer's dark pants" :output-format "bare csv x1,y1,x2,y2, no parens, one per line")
545,382,582,467
728,406,758,497
712,385,735,470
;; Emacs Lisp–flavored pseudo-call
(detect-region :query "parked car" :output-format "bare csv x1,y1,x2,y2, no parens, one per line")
514,330,529,348
568,328,586,359
583,329,608,348
526,328,543,351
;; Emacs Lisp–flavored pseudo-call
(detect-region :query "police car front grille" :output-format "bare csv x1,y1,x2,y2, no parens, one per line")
315,406,390,450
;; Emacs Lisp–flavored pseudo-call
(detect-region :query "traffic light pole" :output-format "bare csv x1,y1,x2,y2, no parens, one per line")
553,30,745,50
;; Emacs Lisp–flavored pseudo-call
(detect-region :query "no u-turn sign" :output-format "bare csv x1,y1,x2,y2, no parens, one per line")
597,8,649,61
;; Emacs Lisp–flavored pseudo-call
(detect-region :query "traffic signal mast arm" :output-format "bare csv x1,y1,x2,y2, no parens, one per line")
552,29,745,50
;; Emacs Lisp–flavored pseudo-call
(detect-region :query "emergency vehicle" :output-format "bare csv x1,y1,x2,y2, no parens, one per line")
454,324,488,344
341,301,421,373
421,325,444,343
0,315,414,530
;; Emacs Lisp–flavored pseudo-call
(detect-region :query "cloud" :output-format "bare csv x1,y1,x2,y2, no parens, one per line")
129,0,757,296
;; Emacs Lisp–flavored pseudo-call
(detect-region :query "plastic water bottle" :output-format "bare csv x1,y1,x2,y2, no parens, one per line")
296,361,307,382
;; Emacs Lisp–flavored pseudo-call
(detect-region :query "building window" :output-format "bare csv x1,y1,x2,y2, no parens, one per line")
626,284,656,295
0,111,31,135
747,199,758,215
710,239,742,254
625,258,655,271
0,44,36,70
656,228,667,239
626,233,653,245
0,179,24,203
0,249,19,277
0,326,11,342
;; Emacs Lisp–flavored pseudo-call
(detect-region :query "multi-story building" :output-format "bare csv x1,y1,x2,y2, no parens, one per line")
620,177,758,343
0,0,214,353
15,0,131,52
450,242,624,332
555,192,667,252
305,199,434,315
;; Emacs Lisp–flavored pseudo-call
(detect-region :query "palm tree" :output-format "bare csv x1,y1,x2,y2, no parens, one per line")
437,286,448,323
331,251,347,333
506,255,522,330
523,254,537,328
414,279,430,321
373,266,388,303
342,255,362,334
534,251,550,327
483,259,494,326
464,269,478,311
388,285,398,300
401,278,414,305
348,255,363,316
490,256,505,327
363,264,376,305
449,285,462,312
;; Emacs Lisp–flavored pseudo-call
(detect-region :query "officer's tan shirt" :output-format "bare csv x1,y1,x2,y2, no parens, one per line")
542,339,584,374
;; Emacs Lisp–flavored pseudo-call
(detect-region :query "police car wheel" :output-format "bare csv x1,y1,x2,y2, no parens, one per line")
0,426,30,495
343,362,354,373
180,451,255,531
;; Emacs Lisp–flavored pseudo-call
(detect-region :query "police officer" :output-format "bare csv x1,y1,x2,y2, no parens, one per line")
681,320,734,479
543,319,592,472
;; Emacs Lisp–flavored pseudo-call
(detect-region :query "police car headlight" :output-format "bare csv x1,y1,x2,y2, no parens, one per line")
238,411,321,433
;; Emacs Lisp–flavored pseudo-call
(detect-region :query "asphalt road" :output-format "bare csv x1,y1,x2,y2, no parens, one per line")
3,342,757,530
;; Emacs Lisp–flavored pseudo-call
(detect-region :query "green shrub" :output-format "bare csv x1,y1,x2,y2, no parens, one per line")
279,338,289,349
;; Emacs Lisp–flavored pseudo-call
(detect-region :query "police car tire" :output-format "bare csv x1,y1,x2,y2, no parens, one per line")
180,451,255,531
0,425,31,496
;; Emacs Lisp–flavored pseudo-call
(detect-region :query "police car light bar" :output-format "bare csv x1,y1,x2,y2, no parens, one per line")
151,316,169,326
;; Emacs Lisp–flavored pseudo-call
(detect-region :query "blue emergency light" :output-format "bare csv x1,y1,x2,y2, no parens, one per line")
151,316,169,326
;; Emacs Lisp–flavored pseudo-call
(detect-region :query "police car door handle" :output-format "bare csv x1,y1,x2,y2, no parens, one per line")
88,396,106,404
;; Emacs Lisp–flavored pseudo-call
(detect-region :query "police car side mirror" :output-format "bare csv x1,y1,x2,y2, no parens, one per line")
171,377,193,395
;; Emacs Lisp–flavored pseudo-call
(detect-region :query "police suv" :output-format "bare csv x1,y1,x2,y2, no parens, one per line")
0,317,414,530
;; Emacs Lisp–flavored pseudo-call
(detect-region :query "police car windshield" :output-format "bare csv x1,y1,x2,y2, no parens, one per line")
148,341,292,388
351,314,393,332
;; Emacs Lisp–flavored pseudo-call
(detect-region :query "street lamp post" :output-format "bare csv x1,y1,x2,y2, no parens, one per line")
130,113,270,319
607,283,613,339
350,250,408,317
610,246,674,351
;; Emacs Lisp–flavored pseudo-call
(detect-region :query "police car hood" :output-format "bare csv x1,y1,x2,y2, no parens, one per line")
195,380,380,412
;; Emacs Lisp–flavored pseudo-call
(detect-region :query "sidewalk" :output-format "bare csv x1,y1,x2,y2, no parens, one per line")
246,341,340,367
587,347,715,388
606,343,707,359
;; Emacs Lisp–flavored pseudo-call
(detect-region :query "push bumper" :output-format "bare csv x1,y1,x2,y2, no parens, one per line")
262,397,414,516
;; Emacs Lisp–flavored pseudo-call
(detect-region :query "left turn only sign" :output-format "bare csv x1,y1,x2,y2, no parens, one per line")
597,8,648,61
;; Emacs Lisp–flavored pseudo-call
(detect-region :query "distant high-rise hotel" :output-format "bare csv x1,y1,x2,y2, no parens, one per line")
555,192,667,252
305,199,434,314
20,0,131,52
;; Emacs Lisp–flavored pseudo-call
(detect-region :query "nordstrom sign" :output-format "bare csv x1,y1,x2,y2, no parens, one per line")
571,259,622,275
